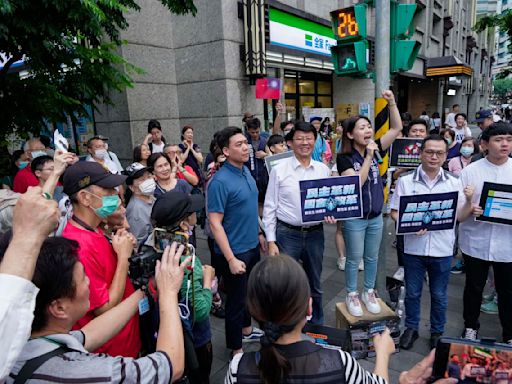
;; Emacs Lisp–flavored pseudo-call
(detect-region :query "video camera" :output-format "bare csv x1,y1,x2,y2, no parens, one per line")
129,228,190,290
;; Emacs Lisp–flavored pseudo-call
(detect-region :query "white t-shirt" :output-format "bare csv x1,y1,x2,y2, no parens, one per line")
151,142,165,153
445,112,456,128
451,126,471,144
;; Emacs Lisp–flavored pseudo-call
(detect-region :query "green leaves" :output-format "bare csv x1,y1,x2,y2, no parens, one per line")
0,0,195,142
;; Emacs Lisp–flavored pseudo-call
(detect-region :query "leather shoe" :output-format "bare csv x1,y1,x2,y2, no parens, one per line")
430,333,442,350
399,328,419,350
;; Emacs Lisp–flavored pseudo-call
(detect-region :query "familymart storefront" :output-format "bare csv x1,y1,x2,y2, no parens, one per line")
264,2,336,123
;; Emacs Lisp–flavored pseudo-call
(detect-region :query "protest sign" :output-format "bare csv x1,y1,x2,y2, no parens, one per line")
265,151,293,173
300,175,362,224
389,138,423,168
477,182,512,226
396,191,458,234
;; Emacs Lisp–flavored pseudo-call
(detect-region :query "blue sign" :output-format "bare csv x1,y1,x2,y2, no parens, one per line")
300,175,362,223
397,192,458,234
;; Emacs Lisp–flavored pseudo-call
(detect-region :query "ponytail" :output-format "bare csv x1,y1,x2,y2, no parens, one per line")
258,322,294,384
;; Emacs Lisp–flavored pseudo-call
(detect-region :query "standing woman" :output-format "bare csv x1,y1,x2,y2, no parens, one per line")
337,90,403,317
147,152,191,198
180,125,204,185
448,137,478,176
133,144,151,166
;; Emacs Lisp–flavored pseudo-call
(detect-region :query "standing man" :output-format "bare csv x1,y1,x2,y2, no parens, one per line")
390,134,463,350
457,123,512,343
263,121,333,324
12,138,47,193
245,118,269,205
61,161,141,357
207,126,265,355
445,104,460,129
85,136,122,174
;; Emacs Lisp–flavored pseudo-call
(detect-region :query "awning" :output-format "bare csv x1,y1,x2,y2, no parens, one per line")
425,55,472,77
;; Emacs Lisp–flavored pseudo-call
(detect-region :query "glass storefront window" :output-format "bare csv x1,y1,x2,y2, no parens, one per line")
318,81,332,94
284,78,296,94
317,96,332,108
300,95,315,109
299,80,315,94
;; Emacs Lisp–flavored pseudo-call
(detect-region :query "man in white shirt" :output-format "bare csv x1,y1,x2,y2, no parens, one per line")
263,122,334,324
390,134,463,350
0,186,60,381
457,122,512,343
85,136,122,174
444,104,460,129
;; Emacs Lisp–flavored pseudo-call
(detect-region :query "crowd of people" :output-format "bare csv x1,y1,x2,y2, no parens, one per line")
0,89,510,383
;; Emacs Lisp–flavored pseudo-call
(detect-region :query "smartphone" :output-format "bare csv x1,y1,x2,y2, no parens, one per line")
432,337,512,383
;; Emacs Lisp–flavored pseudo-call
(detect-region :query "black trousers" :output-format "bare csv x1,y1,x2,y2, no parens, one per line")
463,254,512,342
396,235,404,267
216,247,260,350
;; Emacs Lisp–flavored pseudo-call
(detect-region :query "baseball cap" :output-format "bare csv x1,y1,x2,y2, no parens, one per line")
124,162,151,185
310,116,322,123
63,162,126,196
475,109,492,123
151,191,204,228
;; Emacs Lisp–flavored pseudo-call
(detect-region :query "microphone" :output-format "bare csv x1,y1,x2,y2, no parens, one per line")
367,139,383,164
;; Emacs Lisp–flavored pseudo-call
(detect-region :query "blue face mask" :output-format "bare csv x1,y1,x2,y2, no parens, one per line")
460,147,474,157
18,161,29,170
87,192,120,218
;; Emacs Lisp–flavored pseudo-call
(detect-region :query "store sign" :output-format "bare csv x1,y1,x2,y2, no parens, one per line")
269,8,336,57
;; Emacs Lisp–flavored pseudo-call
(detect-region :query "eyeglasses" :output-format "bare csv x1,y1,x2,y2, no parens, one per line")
423,150,447,157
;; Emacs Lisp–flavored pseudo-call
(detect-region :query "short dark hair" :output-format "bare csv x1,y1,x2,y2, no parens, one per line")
267,134,285,147
148,119,162,133
147,152,173,170
0,234,79,332
421,134,448,150
481,122,512,142
454,113,467,121
246,118,261,130
290,121,317,140
408,118,429,131
440,128,455,141
181,125,193,141
280,120,294,130
216,126,244,151
30,155,53,175
460,137,480,156
452,104,459,109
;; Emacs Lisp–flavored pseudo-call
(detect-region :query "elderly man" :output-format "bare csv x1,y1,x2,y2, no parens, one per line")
85,136,122,174
13,138,47,193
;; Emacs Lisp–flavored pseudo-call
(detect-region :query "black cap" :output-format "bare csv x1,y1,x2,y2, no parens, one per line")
124,162,150,185
63,162,126,196
475,109,492,123
151,191,204,228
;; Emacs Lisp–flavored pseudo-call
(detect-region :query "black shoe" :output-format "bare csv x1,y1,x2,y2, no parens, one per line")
211,305,226,319
399,328,419,350
430,333,442,350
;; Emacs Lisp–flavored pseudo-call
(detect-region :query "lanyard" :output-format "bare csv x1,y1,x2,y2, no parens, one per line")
72,215,97,232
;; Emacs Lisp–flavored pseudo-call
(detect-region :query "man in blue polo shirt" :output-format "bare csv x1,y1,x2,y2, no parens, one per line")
207,126,265,355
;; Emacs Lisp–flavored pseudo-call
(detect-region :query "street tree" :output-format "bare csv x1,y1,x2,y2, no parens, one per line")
492,78,512,102
474,9,512,79
0,0,196,143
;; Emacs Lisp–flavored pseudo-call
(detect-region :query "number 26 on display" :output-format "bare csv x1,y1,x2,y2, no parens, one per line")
337,11,358,38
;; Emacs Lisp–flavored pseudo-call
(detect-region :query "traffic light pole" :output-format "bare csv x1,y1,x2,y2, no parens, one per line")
374,0,390,297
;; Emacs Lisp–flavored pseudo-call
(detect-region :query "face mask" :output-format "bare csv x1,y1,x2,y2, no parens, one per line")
31,150,47,159
18,161,29,170
94,149,108,160
139,178,156,195
460,147,474,157
87,192,120,218
445,138,453,145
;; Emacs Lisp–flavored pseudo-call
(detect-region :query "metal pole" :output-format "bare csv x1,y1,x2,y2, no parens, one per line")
374,0,391,298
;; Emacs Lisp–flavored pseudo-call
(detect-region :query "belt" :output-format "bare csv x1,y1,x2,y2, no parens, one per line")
277,219,323,232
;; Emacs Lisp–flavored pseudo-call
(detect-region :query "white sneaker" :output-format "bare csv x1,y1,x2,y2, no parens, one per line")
358,260,364,271
346,292,363,317
393,267,405,281
337,257,346,271
463,328,478,341
362,289,381,314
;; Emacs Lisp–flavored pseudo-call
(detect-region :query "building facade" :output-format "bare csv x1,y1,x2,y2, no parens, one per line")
492,0,511,76
94,0,495,163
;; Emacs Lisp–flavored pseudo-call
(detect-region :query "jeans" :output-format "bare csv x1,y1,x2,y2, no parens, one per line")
403,254,452,334
343,215,383,293
463,254,512,342
216,247,260,350
276,222,324,324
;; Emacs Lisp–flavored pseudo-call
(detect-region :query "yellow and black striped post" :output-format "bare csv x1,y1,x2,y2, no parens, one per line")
374,97,390,202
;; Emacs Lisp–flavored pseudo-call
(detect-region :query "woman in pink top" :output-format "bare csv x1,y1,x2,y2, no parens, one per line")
448,137,479,176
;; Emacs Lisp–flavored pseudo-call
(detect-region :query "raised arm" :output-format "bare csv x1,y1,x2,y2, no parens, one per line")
378,90,403,151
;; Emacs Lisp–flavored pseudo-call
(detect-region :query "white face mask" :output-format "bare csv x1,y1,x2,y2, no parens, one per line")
139,178,156,195
94,149,108,160
31,150,47,159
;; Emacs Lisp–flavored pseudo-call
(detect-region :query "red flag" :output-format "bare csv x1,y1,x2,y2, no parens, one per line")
255,77,281,99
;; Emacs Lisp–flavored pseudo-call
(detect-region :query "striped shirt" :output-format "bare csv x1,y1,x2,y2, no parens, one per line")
225,341,388,384
7,331,172,383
